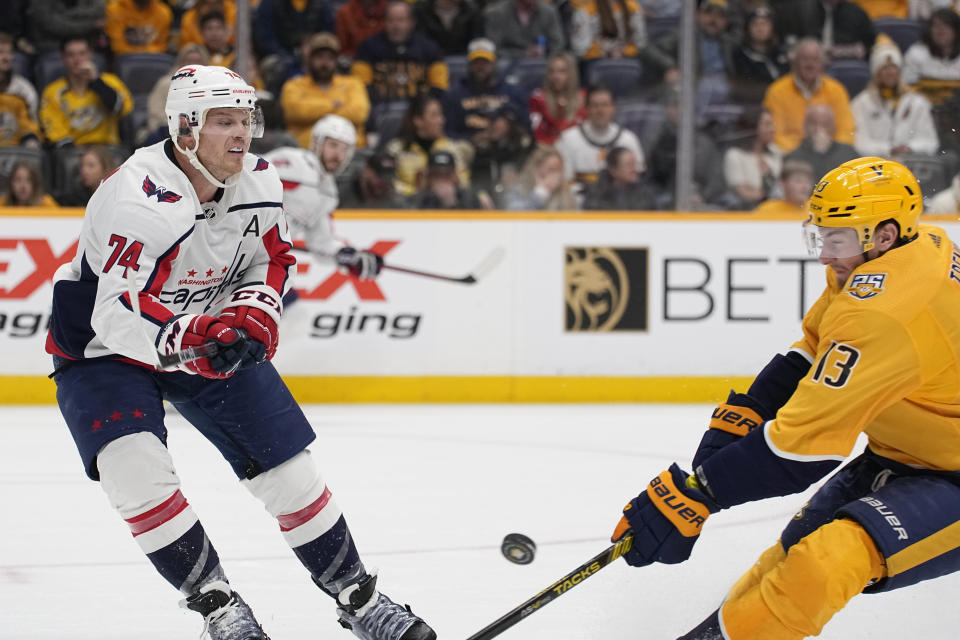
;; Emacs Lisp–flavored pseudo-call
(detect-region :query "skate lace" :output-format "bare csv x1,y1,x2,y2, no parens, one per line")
345,594,420,640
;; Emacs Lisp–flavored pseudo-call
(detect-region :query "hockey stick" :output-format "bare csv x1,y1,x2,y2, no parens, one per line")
465,533,634,640
294,246,506,285
126,268,219,370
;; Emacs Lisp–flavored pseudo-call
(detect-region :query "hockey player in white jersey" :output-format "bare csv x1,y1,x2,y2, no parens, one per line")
265,114,384,284
46,65,435,640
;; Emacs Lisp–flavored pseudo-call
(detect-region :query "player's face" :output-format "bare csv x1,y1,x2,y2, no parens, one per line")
806,226,865,284
321,138,350,173
197,107,253,180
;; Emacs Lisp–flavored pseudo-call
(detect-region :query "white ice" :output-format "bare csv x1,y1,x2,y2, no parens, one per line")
2,404,957,639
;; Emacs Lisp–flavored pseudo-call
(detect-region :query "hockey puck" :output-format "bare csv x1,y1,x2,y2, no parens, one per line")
501,533,536,565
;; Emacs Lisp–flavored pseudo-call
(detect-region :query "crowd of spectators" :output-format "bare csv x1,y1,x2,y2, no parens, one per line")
3,0,960,212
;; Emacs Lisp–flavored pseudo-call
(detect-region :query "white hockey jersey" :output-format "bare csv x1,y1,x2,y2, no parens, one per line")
46,139,295,368
262,146,344,259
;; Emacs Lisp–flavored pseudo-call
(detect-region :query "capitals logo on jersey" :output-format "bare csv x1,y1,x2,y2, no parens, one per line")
142,175,182,203
253,157,269,172
847,273,887,300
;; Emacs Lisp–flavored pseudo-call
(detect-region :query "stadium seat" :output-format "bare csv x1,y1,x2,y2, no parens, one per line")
503,58,548,95
368,100,410,148
586,58,644,98
0,146,44,189
899,153,951,198
116,53,174,100
616,101,667,150
826,59,871,98
33,50,107,92
50,145,127,202
874,18,922,55
647,15,680,41
13,51,33,84
444,55,468,87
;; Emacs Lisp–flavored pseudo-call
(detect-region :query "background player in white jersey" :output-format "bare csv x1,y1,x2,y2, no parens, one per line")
46,65,434,640
265,114,384,284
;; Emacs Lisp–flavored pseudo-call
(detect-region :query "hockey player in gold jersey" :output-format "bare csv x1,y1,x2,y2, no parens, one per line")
611,157,960,639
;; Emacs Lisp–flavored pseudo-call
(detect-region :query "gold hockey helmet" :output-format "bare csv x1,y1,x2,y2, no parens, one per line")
804,157,922,258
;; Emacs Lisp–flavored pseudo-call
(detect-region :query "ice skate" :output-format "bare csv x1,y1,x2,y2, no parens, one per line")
334,574,436,640
182,580,270,640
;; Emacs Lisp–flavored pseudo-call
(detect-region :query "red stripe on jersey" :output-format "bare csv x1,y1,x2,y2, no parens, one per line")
280,179,302,191
262,224,295,296
125,490,189,536
277,486,332,532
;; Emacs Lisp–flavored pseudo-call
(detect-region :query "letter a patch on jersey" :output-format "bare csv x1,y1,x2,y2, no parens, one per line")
142,175,182,203
846,273,886,300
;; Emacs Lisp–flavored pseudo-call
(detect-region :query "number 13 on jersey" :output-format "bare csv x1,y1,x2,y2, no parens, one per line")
811,341,861,388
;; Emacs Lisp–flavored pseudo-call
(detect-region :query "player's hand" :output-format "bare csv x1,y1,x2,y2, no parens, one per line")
218,286,282,363
336,247,383,280
160,314,254,379
611,464,719,567
692,392,767,469
219,305,276,364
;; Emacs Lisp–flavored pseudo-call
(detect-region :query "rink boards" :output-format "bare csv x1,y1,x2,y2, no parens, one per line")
2,208,958,403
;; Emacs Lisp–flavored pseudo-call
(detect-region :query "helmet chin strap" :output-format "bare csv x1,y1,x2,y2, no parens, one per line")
173,132,241,190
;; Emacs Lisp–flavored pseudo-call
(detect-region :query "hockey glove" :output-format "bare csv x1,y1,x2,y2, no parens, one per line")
159,314,253,379
611,463,720,567
336,247,383,280
692,391,768,469
219,286,282,363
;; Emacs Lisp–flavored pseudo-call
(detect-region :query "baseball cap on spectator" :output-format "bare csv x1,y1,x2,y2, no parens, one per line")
427,150,457,173
870,35,902,75
467,38,497,62
307,32,340,55
368,151,397,177
699,0,728,12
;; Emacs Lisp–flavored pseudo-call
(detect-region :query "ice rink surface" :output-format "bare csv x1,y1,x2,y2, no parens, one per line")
2,403,958,640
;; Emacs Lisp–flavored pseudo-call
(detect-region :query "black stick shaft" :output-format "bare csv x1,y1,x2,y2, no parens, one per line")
157,341,219,368
465,534,633,640
382,263,476,283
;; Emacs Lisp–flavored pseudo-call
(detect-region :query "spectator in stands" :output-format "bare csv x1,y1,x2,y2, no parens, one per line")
443,38,528,142
642,0,737,84
852,37,939,158
408,149,490,208
0,161,58,206
105,0,172,56
483,0,565,59
784,103,858,181
415,0,485,56
504,145,578,209
648,85,728,208
854,0,908,19
903,8,960,104
555,84,644,192
39,37,133,147
280,33,370,149
0,93,41,147
253,0,333,93
199,11,235,68
582,146,657,210
568,0,647,60
927,165,960,212
529,52,587,145
339,150,408,208
751,158,814,216
179,0,236,50
336,0,387,58
352,1,449,105
723,107,781,208
145,44,209,141
384,93,474,195
763,38,855,152
731,6,788,100
772,0,874,60
27,0,106,55
0,32,39,121
470,102,533,204
910,1,960,21
57,144,118,206
638,0,681,17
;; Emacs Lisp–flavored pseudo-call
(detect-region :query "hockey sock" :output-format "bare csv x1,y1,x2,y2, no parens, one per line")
291,514,366,595
720,519,884,639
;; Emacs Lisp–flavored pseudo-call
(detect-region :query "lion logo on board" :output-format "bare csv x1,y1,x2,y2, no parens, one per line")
846,273,886,300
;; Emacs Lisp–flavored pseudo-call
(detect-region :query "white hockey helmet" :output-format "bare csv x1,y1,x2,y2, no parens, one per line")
165,65,264,187
309,114,356,176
